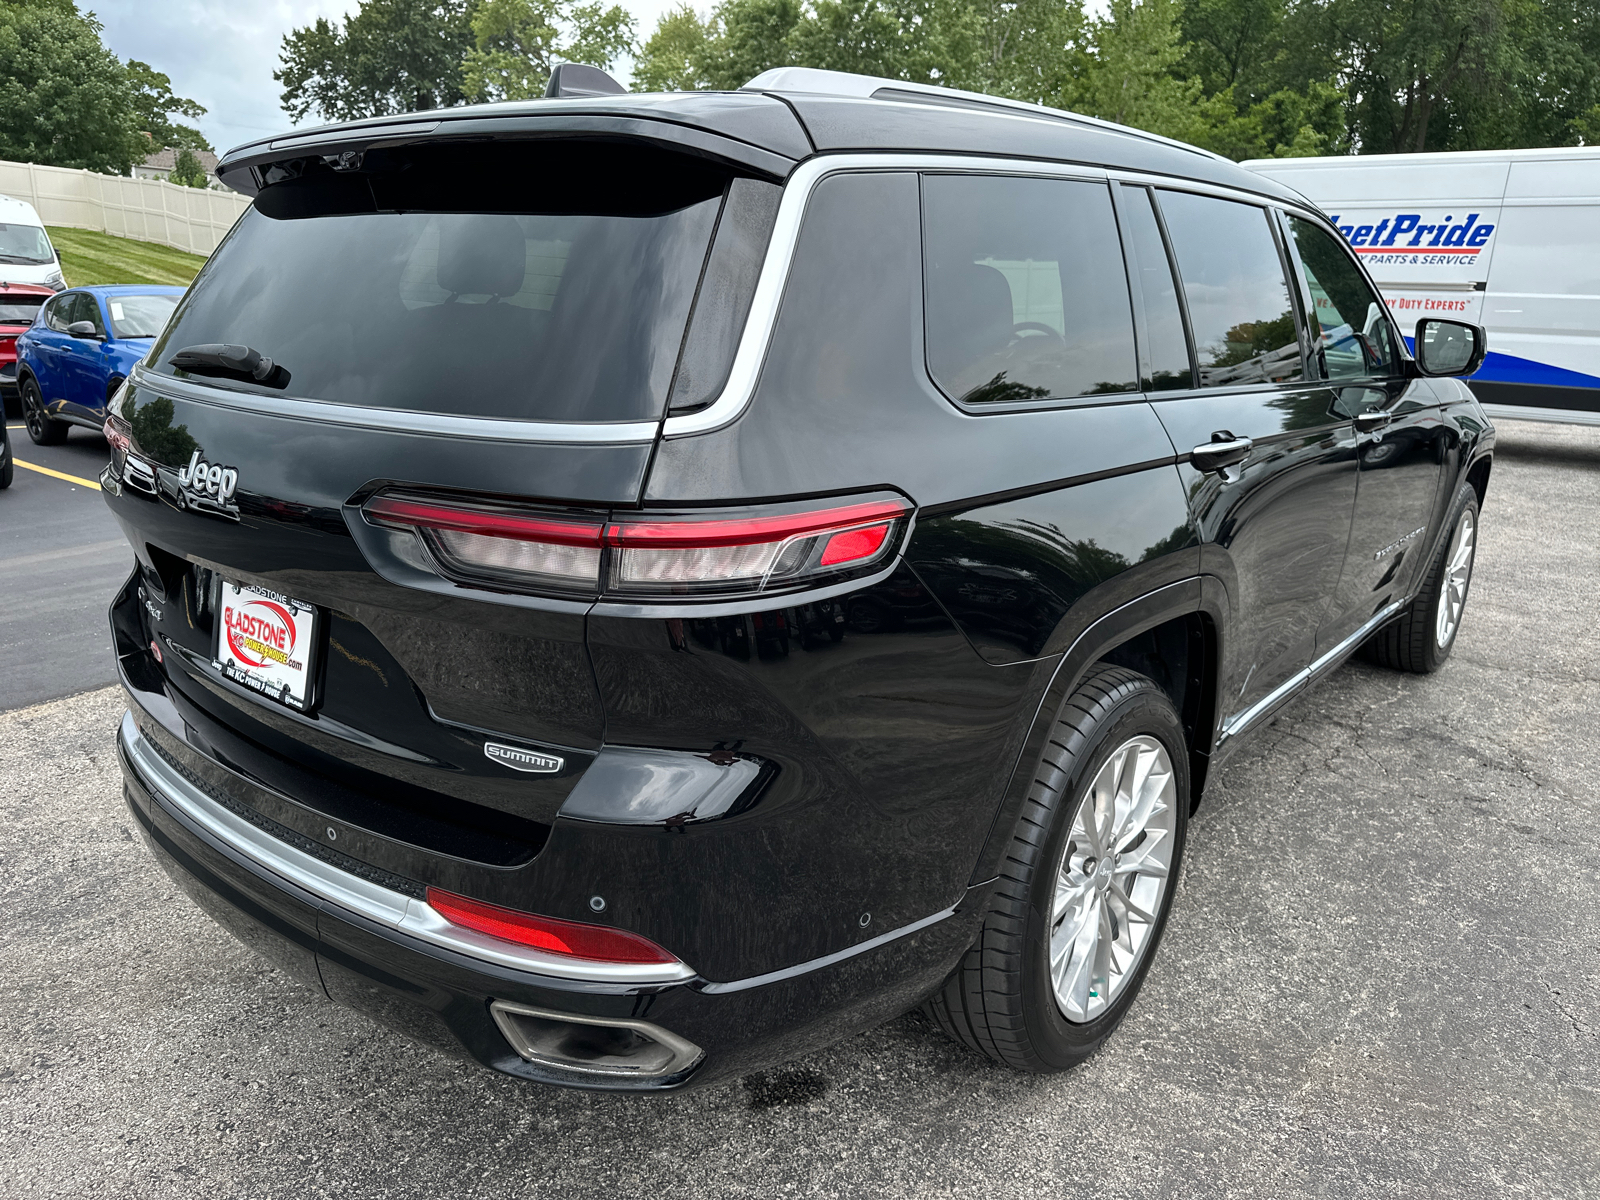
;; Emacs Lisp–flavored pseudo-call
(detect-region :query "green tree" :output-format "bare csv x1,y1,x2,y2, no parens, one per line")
125,60,211,154
698,0,803,89
461,0,635,101
169,148,210,188
276,0,476,122
633,4,715,90
0,0,143,173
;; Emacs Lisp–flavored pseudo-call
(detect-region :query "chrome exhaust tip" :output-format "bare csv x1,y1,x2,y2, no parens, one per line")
489,1000,704,1081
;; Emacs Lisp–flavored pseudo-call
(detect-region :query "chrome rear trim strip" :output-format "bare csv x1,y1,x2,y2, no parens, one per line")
1218,600,1404,747
128,365,659,446
120,711,696,985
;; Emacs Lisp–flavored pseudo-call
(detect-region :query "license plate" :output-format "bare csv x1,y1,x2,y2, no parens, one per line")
214,581,319,712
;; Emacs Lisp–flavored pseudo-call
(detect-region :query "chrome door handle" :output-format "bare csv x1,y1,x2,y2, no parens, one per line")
1190,433,1253,473
1353,409,1393,433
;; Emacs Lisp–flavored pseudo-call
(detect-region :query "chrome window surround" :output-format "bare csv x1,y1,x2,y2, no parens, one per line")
119,710,697,985
661,153,1298,440
129,154,1292,446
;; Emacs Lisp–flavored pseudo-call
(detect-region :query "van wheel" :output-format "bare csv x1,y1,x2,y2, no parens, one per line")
1362,483,1479,674
21,376,68,446
925,665,1189,1071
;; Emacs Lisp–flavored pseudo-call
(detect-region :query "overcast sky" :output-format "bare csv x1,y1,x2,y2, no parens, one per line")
92,0,689,155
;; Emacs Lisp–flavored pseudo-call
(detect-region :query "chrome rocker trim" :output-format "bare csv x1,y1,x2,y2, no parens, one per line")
1216,600,1404,748
118,710,697,985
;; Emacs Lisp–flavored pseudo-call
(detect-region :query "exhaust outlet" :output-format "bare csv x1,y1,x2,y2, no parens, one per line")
489,1000,704,1081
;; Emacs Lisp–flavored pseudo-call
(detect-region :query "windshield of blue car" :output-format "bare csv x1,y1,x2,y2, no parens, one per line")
0,223,53,265
107,294,179,339
0,296,46,325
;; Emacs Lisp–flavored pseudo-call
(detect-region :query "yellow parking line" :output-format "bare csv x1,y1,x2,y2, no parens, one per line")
13,459,102,490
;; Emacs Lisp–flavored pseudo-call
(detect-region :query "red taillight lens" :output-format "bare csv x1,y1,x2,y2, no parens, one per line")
364,494,604,593
605,498,909,595
362,492,911,600
425,888,680,965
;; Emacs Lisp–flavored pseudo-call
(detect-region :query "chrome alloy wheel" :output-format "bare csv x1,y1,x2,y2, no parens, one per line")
1435,507,1477,649
1049,734,1176,1023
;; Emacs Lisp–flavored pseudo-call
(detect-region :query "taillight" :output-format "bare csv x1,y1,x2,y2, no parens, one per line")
425,888,680,965
104,414,132,474
361,492,911,601
364,494,604,594
605,499,908,596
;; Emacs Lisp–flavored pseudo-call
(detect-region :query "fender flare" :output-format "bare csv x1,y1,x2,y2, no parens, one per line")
965,575,1229,888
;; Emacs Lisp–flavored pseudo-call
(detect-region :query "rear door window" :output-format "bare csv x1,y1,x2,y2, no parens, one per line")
922,174,1137,405
1283,216,1397,379
147,142,732,423
1157,191,1303,387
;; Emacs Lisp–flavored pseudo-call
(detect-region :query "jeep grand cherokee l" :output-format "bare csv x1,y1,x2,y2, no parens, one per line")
104,67,1494,1091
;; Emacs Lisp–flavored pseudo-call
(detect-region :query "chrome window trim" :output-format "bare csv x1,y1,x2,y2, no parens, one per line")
1106,169,1288,209
119,711,697,985
127,364,661,446
662,152,1112,439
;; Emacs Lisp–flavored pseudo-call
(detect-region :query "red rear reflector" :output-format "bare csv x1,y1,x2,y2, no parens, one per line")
425,888,681,965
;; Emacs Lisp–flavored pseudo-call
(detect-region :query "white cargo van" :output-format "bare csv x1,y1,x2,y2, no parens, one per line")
1243,147,1600,426
0,195,64,290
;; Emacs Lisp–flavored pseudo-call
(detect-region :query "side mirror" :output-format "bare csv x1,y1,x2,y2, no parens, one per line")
1413,318,1485,377
66,320,101,340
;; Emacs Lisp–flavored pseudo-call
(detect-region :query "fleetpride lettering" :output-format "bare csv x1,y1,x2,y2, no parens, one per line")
1329,213,1495,251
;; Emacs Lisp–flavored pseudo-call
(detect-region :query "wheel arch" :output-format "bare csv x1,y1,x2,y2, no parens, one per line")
1465,453,1492,509
966,576,1225,888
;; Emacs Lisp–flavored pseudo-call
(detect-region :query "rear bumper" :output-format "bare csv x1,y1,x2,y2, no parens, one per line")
117,702,984,1091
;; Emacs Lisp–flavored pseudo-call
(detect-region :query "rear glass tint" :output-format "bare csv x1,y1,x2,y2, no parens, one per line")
148,142,730,423
923,175,1137,404
0,295,46,324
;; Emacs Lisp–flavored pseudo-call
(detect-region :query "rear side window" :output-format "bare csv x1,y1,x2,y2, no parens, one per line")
922,174,1137,405
148,142,731,423
1158,191,1303,387
1117,185,1192,391
1284,216,1396,379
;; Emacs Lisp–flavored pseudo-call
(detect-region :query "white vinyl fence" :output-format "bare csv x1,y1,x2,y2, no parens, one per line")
0,158,250,256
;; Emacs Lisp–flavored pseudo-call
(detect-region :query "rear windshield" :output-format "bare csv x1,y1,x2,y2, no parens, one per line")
147,142,731,423
0,223,52,265
107,293,179,339
0,295,46,324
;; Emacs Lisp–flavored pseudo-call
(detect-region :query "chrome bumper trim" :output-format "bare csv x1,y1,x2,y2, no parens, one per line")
119,711,696,986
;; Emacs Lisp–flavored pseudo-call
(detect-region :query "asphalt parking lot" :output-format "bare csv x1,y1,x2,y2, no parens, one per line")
1,421,130,710
1,420,1596,1198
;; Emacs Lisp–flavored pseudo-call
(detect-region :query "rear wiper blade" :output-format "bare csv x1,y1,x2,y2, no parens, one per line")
170,343,289,388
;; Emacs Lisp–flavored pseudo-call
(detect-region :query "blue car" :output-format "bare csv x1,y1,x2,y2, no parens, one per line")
15,285,185,445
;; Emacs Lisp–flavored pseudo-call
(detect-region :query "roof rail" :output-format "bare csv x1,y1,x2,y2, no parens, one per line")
741,67,1225,162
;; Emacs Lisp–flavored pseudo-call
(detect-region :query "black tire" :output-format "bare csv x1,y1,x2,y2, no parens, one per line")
1361,483,1480,674
926,665,1189,1072
0,426,12,489
20,375,68,446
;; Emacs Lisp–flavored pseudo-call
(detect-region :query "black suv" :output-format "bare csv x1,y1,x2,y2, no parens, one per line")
105,67,1494,1091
